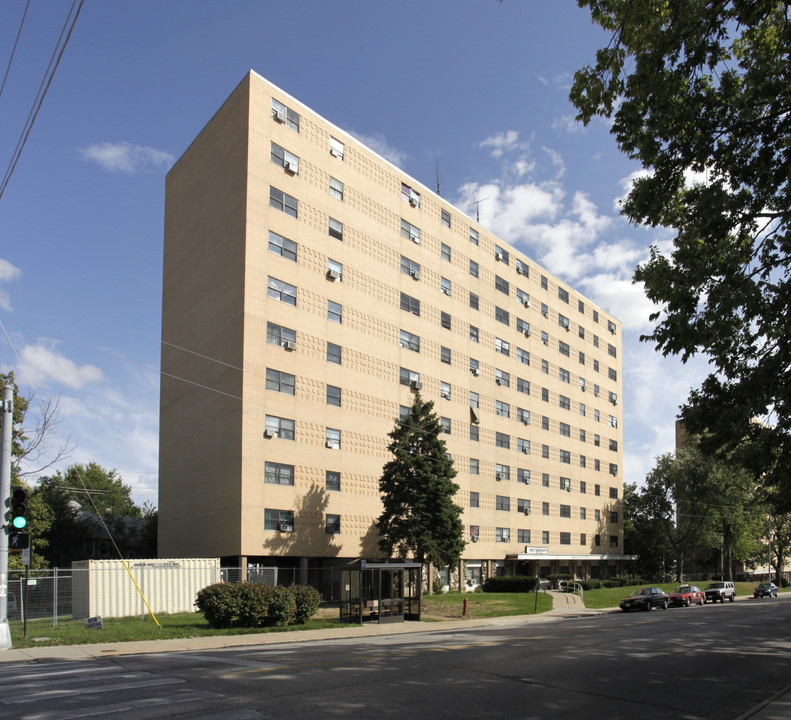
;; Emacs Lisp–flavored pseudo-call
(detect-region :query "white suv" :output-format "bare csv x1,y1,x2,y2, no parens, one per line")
705,581,735,603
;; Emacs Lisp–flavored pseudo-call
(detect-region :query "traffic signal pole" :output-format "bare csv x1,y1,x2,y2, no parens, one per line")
0,384,13,649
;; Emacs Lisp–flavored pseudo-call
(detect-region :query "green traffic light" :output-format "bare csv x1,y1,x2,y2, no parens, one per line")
12,516,27,529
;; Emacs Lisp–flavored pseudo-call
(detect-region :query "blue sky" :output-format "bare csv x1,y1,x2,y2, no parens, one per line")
0,0,708,507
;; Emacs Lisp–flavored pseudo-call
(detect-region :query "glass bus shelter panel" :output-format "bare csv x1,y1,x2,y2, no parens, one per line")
340,569,362,623
404,567,421,620
377,568,405,624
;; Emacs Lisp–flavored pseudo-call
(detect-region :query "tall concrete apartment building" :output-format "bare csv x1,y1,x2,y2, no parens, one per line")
159,72,628,587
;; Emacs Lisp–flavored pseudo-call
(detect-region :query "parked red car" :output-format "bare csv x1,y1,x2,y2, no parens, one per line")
668,585,705,607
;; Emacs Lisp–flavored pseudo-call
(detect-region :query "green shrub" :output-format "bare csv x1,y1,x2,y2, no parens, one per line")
266,586,297,627
579,580,602,590
781,577,789,588
195,582,245,628
289,584,321,624
482,576,539,593
196,582,300,628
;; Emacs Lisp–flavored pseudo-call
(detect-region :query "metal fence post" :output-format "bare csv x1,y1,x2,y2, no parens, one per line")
53,568,58,628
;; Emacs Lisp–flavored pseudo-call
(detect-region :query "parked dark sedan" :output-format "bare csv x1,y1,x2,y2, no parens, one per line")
754,582,779,598
668,584,705,607
619,586,670,612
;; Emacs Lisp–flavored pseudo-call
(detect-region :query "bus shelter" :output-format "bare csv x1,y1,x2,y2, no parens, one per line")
340,562,422,624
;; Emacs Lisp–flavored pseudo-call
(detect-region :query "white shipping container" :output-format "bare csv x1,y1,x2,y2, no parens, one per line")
71,558,222,619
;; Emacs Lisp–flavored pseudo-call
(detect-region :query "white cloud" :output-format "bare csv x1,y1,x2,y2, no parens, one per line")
0,258,22,311
17,343,105,390
349,131,406,167
535,72,573,90
480,130,529,158
78,142,174,174
542,146,566,179
553,114,586,134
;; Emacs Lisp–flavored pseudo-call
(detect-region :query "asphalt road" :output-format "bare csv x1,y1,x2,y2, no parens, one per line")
2,598,791,720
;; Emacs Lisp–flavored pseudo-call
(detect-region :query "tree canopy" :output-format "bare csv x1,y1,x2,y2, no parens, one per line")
571,2,791,502
377,393,465,567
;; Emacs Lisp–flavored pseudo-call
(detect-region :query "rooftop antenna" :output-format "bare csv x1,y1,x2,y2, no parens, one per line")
468,197,489,223
436,159,441,196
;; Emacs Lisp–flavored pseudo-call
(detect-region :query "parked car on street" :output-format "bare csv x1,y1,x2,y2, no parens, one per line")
619,586,670,612
704,581,735,603
668,585,705,607
754,582,779,598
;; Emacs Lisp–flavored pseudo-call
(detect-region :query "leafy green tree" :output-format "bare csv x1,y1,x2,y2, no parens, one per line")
377,393,465,566
571,2,791,502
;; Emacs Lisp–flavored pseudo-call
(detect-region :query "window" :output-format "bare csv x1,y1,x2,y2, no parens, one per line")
401,182,421,207
542,444,549,458
559,368,570,384
401,219,421,243
328,300,343,323
542,530,550,544
560,532,571,545
272,98,300,132
594,409,601,422
265,509,294,531
441,312,451,330
517,347,530,366
327,259,343,282
327,342,342,365
609,463,619,476
517,438,530,454
470,491,479,508
496,400,510,418
516,258,529,277
580,455,587,468
268,231,297,261
609,367,618,381
542,416,550,431
399,367,420,387
518,529,531,543
609,415,618,428
558,287,569,304
329,177,344,201
541,387,549,402
580,533,587,546
559,450,571,464
608,320,617,335
578,299,585,313
495,275,510,295
518,468,531,484
470,357,480,374
610,511,619,524
560,505,571,518
541,359,549,375
324,514,341,534
269,186,298,218
441,382,451,400
265,415,294,440
400,329,421,352
593,335,600,348
559,395,570,410
595,459,601,471
441,209,451,228
495,306,510,326
496,464,510,481
495,337,510,356
594,534,601,547
470,259,479,277
469,390,479,409
267,322,296,349
469,227,479,245
541,331,549,346
496,495,510,511
560,477,571,492
559,422,570,437
559,341,570,357
517,499,531,515
400,292,420,316
542,502,550,516
329,218,344,241
330,136,345,160
401,255,421,279
579,351,585,365
441,346,451,364
441,242,451,261
579,326,585,340
469,424,479,441
268,277,297,306
326,470,341,492
494,245,509,264
266,368,295,395
610,487,619,499
609,439,618,452
496,527,510,543
541,275,548,290
470,525,480,541
608,343,617,358
593,310,600,323
265,462,294,486
580,507,587,520
579,428,586,441
496,432,511,449
441,277,452,296
467,292,479,311
270,141,299,174
517,408,530,425
470,458,479,474
610,535,619,548
326,385,342,407
580,480,587,494
440,417,451,434
595,484,601,496
399,405,410,422
496,369,510,387
542,473,550,487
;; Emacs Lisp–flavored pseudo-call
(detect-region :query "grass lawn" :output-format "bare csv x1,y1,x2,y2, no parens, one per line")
582,581,774,609
422,590,553,619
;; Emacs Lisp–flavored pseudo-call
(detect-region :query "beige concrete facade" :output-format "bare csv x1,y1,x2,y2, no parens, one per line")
159,72,627,581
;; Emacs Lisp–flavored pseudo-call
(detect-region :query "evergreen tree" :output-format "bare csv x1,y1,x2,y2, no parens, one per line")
377,393,465,566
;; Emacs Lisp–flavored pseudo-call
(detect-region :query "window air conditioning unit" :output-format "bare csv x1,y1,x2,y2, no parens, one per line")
522,299,530,308
330,147,342,159
284,161,296,175
442,287,451,295
566,486,572,492
441,391,451,400
410,233,420,244
522,419,529,425
523,508,530,516
409,196,419,207
283,339,296,351
471,368,480,376
327,268,341,281
524,330,531,338
516,267,524,276
496,378,502,385
542,339,548,346
522,447,529,454
410,269,420,280
564,325,570,332
496,472,504,481
541,310,548,318
611,398,618,406
410,380,423,390
495,252,504,261
278,522,293,532
263,429,274,439
470,536,479,542
610,468,618,476
580,385,586,392
273,109,286,123
326,441,340,449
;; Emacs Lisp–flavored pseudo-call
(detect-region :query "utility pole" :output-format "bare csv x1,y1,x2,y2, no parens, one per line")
0,384,13,649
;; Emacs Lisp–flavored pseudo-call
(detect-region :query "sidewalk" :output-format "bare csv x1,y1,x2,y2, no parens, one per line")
0,590,603,664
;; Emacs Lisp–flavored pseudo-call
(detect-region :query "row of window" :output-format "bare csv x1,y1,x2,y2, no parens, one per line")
270,95,617,341
470,526,620,547
471,493,619,522
264,508,341,535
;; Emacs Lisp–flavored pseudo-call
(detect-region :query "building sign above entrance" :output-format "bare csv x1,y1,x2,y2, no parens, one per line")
523,546,549,554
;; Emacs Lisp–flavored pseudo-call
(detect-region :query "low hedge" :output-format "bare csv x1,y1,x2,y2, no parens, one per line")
482,576,540,593
195,582,320,629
